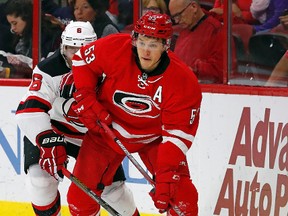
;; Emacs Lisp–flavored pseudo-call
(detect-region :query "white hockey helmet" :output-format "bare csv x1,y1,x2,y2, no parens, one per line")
61,21,97,68
61,20,97,47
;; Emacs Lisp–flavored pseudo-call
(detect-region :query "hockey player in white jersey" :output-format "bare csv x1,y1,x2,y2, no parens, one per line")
15,21,139,216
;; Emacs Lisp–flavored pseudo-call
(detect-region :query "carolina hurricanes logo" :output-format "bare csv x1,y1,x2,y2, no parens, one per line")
62,98,84,127
113,90,160,118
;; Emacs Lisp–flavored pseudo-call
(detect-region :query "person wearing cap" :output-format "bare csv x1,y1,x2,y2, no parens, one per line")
68,11,202,215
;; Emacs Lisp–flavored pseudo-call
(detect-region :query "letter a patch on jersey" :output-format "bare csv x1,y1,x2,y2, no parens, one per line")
153,86,162,103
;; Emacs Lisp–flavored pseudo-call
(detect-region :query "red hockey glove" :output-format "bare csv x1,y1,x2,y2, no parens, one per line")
62,98,83,125
73,90,112,133
149,171,180,213
36,130,67,181
150,141,186,213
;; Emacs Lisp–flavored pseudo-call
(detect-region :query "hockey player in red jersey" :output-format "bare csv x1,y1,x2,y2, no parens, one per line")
69,11,202,215
15,21,139,216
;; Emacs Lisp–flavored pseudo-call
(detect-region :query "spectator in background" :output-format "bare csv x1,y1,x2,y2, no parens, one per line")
122,0,168,33
43,0,120,37
2,0,62,78
169,0,224,83
143,0,168,14
6,0,62,58
252,0,288,33
209,0,258,24
73,0,119,38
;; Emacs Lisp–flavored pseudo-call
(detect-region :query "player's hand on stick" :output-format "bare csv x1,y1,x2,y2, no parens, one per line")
73,89,112,133
149,171,180,213
36,130,67,181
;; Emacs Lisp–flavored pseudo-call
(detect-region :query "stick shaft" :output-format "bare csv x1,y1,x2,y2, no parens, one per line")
101,123,185,216
62,167,121,216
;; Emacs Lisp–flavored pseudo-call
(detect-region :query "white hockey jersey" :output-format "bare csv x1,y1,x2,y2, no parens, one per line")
15,49,87,147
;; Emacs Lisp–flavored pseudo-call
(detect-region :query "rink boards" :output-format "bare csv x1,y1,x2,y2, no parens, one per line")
0,86,287,216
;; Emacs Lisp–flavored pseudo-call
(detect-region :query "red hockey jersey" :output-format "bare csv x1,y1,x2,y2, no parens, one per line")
72,33,202,155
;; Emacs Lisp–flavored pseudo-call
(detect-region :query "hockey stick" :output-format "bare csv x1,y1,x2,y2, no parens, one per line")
62,167,122,216
100,122,185,216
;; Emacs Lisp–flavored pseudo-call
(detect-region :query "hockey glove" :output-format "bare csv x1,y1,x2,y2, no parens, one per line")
36,130,67,181
149,171,180,213
73,89,112,133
